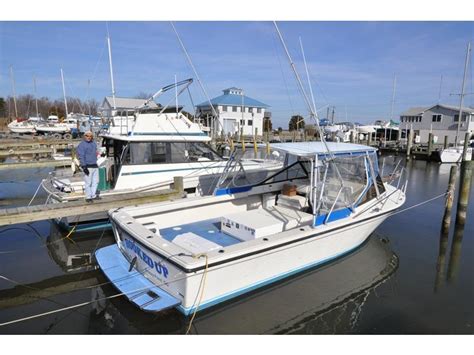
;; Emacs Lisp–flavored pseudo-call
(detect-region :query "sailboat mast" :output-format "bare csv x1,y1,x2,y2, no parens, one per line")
455,42,471,146
390,75,397,121
9,66,18,119
107,35,117,110
33,76,39,118
60,68,69,119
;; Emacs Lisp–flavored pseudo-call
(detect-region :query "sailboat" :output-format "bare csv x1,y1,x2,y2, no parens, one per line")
436,42,473,163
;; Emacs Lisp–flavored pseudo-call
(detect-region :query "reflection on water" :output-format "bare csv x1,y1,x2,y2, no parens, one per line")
0,156,473,334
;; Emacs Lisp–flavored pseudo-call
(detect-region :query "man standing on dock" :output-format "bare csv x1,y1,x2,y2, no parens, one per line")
77,131,100,203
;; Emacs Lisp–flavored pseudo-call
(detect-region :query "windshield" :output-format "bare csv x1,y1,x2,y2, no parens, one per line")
215,145,286,191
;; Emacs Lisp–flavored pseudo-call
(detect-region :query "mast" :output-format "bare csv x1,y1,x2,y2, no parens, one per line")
33,76,39,118
107,35,117,110
9,66,18,119
455,42,471,146
60,68,69,120
390,75,397,121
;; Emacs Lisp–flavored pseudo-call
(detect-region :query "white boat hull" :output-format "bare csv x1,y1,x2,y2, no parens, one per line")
438,147,472,163
113,209,390,315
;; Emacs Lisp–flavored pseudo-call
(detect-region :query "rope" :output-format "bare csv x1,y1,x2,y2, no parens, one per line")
388,192,448,217
185,253,209,334
27,181,43,206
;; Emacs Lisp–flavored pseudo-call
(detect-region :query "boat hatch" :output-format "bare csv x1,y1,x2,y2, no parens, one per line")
95,245,181,312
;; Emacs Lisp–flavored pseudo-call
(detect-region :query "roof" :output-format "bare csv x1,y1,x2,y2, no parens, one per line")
196,92,269,108
102,97,159,109
270,142,377,157
400,107,428,116
401,104,474,116
427,104,474,114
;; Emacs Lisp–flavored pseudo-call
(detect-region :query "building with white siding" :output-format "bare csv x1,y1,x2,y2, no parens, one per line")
99,96,158,118
196,87,269,136
400,104,474,143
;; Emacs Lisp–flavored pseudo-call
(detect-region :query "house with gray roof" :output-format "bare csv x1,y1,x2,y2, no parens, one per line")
99,96,159,118
196,87,269,136
400,104,474,144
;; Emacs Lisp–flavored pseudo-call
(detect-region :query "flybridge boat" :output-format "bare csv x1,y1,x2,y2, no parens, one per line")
95,141,407,316
41,79,283,231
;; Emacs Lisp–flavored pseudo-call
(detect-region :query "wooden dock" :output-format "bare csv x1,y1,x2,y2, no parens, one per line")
0,160,72,170
0,186,184,226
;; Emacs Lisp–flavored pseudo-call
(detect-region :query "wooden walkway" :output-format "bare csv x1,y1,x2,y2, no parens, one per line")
0,188,184,226
0,160,72,170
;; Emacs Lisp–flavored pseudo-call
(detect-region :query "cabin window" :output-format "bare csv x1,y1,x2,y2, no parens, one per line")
125,142,167,164
122,142,222,165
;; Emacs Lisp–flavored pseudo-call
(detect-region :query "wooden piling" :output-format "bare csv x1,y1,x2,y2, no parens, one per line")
444,135,449,150
462,132,471,162
446,221,465,284
173,176,184,194
427,132,433,157
442,165,458,234
350,131,354,143
455,161,472,226
406,129,413,161
434,228,449,293
368,132,372,146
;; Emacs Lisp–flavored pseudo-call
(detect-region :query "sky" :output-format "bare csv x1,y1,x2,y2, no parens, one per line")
1,20,473,127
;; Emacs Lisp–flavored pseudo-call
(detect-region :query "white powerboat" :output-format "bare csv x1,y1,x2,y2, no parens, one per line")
41,79,283,231
96,141,407,315
436,146,472,163
7,119,37,134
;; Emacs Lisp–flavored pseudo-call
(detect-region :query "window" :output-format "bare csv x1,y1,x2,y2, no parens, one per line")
257,108,262,113
247,120,253,126
232,106,237,112
454,114,467,122
240,120,245,126
222,105,227,112
432,114,442,122
248,107,253,113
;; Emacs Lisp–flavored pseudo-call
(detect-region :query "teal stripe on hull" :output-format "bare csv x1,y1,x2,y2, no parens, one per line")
177,237,368,316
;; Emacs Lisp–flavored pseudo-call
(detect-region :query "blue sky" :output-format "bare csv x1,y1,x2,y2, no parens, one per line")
0,21,473,126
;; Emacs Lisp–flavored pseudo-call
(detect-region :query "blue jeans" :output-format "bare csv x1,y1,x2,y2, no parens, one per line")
84,168,99,199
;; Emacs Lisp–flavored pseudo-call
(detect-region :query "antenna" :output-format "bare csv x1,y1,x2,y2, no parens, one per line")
60,68,69,119
454,42,471,146
170,22,224,139
390,75,397,121
438,75,443,104
9,66,18,119
106,27,117,110
33,76,39,118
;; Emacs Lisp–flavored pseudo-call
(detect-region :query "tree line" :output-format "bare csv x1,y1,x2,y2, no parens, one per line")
0,95,100,121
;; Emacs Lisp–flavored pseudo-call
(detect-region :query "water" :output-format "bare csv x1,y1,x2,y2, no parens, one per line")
0,155,472,334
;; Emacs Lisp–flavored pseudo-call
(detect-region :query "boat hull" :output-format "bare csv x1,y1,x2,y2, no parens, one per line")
111,210,389,315
436,147,472,163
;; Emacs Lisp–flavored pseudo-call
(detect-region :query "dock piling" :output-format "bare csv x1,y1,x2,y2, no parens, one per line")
455,161,472,227
444,135,449,150
406,129,413,161
462,132,471,162
442,165,458,234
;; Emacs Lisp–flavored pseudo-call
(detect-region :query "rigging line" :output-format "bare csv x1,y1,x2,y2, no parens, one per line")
299,36,317,115
170,22,225,136
271,26,296,116
388,192,447,217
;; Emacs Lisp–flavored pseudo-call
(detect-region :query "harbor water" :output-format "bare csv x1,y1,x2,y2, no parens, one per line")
0,154,472,334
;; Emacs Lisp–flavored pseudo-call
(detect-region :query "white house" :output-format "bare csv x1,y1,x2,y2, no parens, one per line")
100,96,158,118
196,87,269,136
400,104,474,143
